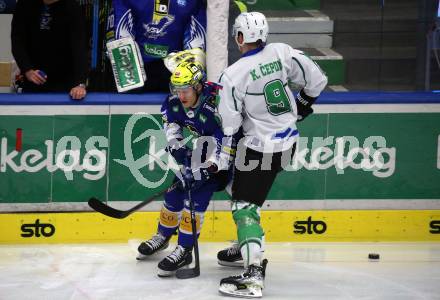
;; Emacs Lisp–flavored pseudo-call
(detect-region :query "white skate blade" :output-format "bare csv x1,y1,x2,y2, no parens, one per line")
136,251,161,260
218,260,244,267
136,253,149,260
157,269,175,277
219,283,262,298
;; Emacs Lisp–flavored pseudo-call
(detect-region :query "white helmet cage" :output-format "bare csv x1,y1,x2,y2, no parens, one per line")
232,12,269,45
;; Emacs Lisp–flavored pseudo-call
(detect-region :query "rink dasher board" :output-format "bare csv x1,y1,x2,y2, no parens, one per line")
2,103,440,115
0,210,439,244
1,103,439,205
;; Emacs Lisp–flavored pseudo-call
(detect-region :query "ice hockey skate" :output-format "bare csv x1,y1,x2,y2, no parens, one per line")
219,259,268,298
157,245,193,277
136,233,170,260
217,242,243,267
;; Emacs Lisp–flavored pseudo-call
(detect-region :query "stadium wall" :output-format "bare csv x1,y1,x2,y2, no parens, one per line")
0,92,439,243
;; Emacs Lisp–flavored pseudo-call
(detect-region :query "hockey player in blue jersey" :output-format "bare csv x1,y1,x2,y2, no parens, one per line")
137,56,234,277
109,0,206,92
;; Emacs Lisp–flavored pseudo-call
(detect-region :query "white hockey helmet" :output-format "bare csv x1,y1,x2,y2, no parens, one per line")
232,12,269,45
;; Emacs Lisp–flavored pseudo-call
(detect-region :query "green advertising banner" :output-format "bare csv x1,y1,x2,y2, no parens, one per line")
1,106,440,204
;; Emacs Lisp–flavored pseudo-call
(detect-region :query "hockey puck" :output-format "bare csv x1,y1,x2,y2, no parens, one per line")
368,253,380,260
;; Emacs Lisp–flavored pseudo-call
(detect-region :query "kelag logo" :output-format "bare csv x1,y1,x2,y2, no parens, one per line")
21,219,55,238
294,217,327,234
430,220,440,234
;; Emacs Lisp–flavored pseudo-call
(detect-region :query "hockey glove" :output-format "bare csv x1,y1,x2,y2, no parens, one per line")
180,163,217,191
295,89,317,122
167,139,192,165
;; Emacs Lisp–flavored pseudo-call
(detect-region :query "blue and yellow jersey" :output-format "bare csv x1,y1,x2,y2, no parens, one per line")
161,82,235,171
110,0,206,63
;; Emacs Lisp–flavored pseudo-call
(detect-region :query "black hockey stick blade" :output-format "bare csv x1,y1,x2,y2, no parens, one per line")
176,237,200,279
175,263,200,279
88,183,178,219
176,187,200,279
88,197,132,219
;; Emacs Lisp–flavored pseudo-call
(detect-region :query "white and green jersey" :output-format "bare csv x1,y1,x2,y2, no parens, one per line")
218,43,327,153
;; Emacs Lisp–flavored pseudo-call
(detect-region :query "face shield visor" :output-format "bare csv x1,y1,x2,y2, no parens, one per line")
169,82,194,95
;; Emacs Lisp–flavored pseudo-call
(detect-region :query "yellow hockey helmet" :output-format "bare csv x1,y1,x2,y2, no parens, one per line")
170,61,206,94
164,48,206,73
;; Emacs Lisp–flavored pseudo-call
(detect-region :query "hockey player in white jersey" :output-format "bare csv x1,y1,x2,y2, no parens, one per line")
217,12,327,298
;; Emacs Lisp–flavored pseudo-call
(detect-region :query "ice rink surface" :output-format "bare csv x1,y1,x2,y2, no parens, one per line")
0,242,439,300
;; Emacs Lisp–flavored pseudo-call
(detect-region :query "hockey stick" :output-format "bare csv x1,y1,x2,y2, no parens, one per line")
88,182,179,219
91,0,99,69
176,187,200,279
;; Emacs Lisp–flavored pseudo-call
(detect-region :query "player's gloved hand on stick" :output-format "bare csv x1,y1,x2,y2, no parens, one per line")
167,140,192,165
179,161,218,191
295,89,317,122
